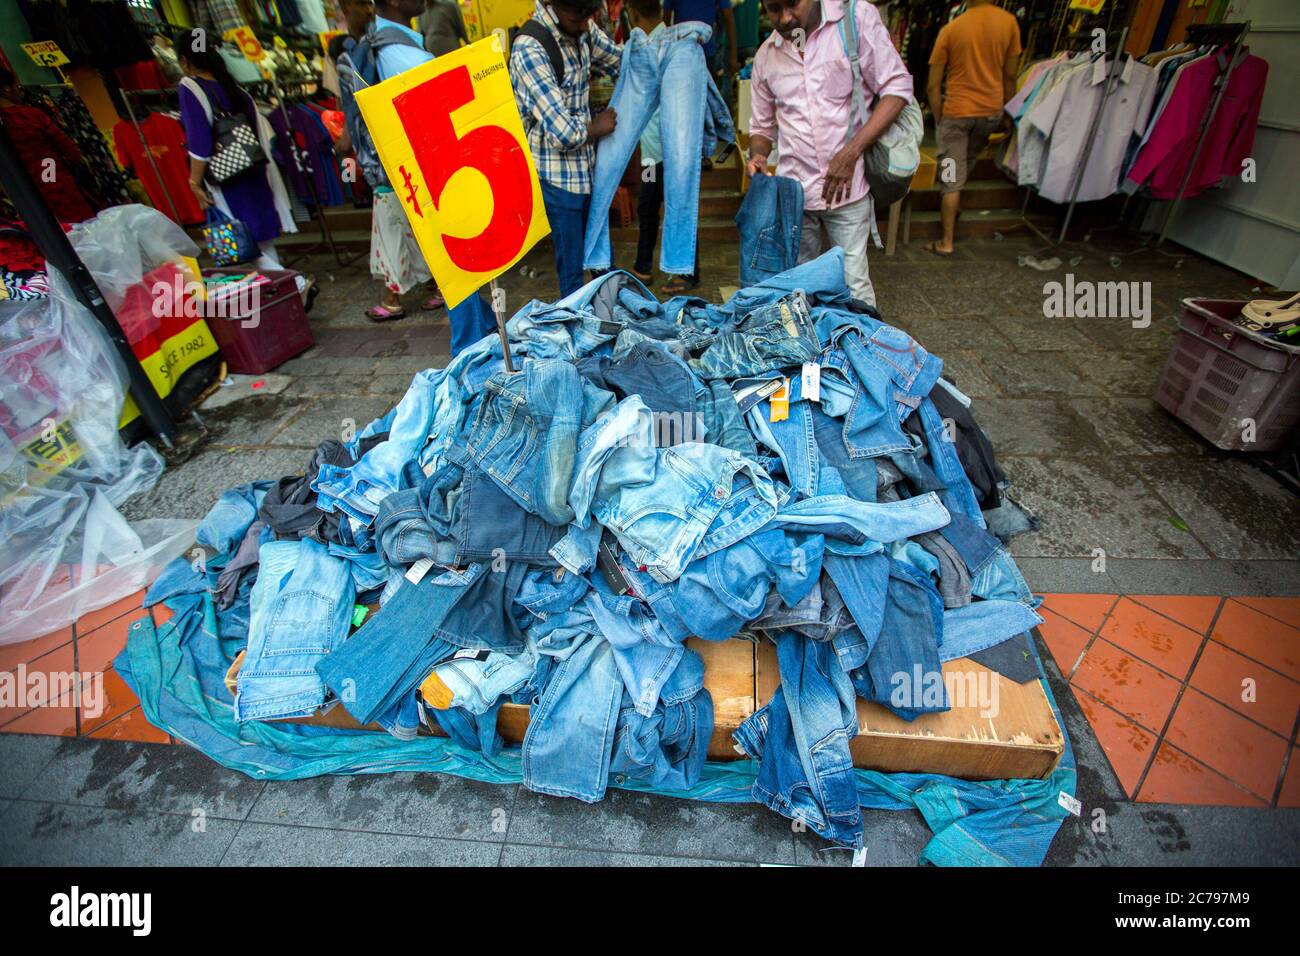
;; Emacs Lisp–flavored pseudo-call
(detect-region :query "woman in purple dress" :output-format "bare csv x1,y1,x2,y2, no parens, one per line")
174,31,296,268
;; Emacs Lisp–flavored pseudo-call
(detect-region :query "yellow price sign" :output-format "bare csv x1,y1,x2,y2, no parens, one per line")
223,26,267,63
21,40,69,68
355,36,549,309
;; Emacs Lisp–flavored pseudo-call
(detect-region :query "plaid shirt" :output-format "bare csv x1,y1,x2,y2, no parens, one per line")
510,1,621,194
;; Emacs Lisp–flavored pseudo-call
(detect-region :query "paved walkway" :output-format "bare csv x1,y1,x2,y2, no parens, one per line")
2,233,1298,865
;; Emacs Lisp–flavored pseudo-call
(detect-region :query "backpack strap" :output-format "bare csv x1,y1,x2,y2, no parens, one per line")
514,18,565,85
836,0,868,146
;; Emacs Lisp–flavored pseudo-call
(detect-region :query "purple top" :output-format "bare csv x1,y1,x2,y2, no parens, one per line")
178,76,283,243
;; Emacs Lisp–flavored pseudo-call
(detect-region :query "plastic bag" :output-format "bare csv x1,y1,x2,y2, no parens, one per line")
0,290,195,645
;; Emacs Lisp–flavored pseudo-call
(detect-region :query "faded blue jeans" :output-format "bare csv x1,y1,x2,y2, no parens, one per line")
584,22,714,276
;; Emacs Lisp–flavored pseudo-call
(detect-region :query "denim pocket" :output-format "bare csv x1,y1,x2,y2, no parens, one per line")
749,224,788,275
265,590,338,657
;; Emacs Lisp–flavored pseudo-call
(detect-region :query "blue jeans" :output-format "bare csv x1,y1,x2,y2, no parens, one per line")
541,179,592,298
235,538,355,722
522,632,623,802
734,630,862,848
736,174,804,286
449,292,497,358
610,645,712,791
583,22,715,276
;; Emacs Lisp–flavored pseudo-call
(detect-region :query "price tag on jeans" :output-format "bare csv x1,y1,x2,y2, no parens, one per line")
851,847,867,867
769,378,790,423
801,363,820,403
1058,791,1082,816
405,557,435,585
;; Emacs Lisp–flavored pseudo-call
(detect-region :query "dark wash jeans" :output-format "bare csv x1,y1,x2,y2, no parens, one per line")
735,173,803,286
540,179,592,298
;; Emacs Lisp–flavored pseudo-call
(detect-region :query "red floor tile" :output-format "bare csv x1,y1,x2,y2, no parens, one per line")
151,603,174,627
1100,598,1204,680
1279,750,1300,809
1130,595,1222,635
1071,637,1182,734
1189,640,1300,739
1164,688,1289,802
1212,600,1300,682
77,613,145,675
0,626,72,672
86,706,170,744
1234,597,1300,630
80,667,142,736
1,643,75,728
1038,608,1093,678
73,589,146,636
1038,593,1116,633
1137,742,1268,807
1071,686,1156,797
1,693,79,736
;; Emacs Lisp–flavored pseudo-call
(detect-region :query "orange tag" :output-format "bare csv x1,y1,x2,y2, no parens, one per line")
769,378,790,422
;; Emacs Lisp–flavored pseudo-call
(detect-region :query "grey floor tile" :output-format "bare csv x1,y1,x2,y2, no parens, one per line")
199,395,312,448
1074,351,1168,397
791,810,931,866
248,773,514,843
976,398,1106,457
1071,397,1216,458
894,315,1018,353
0,734,62,799
1004,456,1211,560
0,801,239,866
281,374,377,399
976,351,1105,397
122,447,309,522
1105,559,1300,597
1016,557,1116,594
21,737,264,820
987,314,1098,352
500,844,742,867
220,822,501,866
939,350,1000,399
1133,458,1300,560
273,353,378,377
273,396,395,447
506,788,797,865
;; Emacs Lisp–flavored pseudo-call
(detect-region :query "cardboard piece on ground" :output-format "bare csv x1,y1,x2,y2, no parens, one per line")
753,641,1063,781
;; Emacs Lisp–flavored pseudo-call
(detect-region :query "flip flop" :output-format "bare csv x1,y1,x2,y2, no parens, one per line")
366,304,406,322
630,268,654,282
924,241,953,257
421,292,445,311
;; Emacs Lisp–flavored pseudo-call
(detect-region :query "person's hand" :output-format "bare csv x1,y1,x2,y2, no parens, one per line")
190,180,212,210
746,153,768,177
588,107,617,140
822,143,858,206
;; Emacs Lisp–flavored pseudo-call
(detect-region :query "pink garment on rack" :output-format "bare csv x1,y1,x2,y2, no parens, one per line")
1123,49,1268,200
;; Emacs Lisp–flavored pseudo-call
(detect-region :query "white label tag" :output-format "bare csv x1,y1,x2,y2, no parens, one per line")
801,362,821,402
453,648,490,662
1058,791,1082,816
851,847,867,867
405,557,434,585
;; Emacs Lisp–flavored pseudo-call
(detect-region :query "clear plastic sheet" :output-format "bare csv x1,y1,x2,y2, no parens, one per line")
0,210,199,645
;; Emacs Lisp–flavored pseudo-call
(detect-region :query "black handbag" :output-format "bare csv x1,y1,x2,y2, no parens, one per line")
207,105,269,184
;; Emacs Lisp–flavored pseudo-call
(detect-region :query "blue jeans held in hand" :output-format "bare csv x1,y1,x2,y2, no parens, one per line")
541,179,593,298
733,630,863,849
736,173,804,286
235,538,355,722
584,22,714,276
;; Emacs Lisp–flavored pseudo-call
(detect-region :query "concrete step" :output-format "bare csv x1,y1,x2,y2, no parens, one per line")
909,178,1025,211
900,208,1048,240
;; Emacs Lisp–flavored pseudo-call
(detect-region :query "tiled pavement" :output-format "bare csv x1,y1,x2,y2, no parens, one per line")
3,233,1299,865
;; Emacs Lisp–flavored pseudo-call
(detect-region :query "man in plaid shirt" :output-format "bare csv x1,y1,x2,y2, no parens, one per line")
511,0,621,296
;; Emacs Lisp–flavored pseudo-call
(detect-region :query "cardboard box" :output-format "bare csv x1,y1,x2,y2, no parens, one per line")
294,634,1063,780
754,641,1063,781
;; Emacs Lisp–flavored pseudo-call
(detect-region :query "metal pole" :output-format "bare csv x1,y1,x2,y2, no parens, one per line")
0,116,178,446
1156,23,1250,247
1057,26,1129,243
489,278,515,373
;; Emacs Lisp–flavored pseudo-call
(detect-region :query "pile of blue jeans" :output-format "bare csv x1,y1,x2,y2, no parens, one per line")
131,248,1053,854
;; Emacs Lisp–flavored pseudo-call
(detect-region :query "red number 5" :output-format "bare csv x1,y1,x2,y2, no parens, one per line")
393,65,533,273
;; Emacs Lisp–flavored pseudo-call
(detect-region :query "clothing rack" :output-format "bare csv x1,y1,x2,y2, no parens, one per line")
1154,20,1251,247
1017,26,1130,246
247,78,356,269
119,87,184,224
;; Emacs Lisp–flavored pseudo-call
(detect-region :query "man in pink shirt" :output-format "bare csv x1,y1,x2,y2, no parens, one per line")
745,0,912,306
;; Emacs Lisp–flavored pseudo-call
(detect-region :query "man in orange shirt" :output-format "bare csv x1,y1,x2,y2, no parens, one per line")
925,0,1021,254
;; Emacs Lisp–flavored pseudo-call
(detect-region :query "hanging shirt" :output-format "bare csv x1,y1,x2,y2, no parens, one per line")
1124,49,1268,200
749,0,913,211
113,113,205,226
1022,54,1157,203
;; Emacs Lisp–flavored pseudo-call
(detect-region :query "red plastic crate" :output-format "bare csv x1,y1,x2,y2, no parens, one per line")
201,268,314,374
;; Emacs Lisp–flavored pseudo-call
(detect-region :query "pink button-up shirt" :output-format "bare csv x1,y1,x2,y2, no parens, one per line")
749,0,913,211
